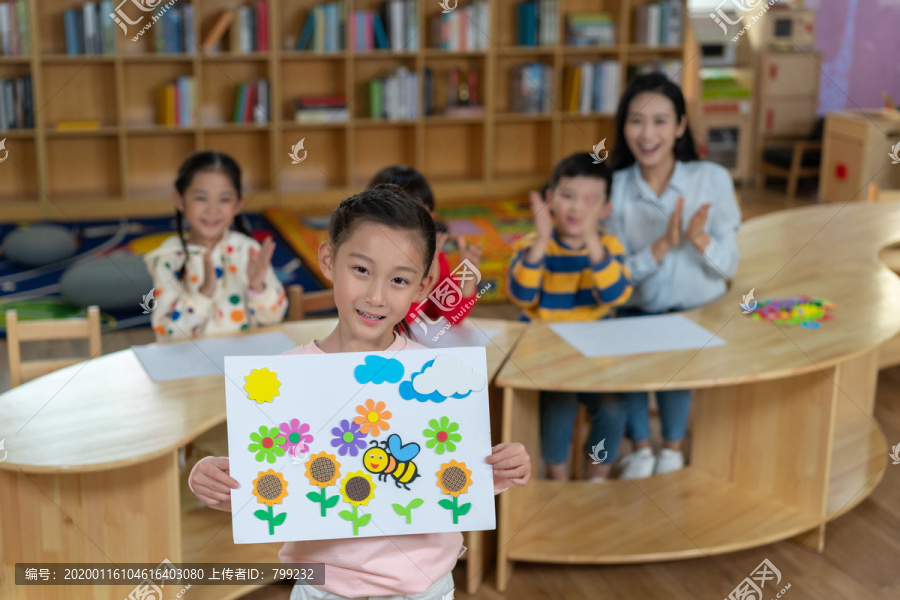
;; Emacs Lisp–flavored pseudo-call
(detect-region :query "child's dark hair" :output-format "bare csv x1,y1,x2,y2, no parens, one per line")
546,152,613,196
329,185,437,339
173,151,251,279
610,73,699,171
367,165,435,212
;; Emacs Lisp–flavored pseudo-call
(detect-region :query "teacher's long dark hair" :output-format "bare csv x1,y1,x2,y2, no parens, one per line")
610,73,699,171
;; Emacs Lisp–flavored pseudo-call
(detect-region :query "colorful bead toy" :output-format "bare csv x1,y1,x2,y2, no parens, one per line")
749,296,835,328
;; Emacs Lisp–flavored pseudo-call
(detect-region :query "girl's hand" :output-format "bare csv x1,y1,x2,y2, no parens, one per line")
247,237,276,292
190,456,238,512
486,442,531,493
199,249,217,298
686,203,712,253
530,190,554,242
652,195,684,263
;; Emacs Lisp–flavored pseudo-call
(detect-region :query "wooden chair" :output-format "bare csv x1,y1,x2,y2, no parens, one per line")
6,306,102,388
759,118,824,199
287,284,336,321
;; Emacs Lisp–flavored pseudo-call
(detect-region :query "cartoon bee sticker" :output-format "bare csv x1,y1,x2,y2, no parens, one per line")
363,434,421,490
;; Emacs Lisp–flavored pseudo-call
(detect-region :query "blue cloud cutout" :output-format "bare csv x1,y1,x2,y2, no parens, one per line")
399,359,473,403
354,355,405,384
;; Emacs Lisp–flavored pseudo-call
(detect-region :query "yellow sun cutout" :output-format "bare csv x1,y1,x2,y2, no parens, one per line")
244,367,281,404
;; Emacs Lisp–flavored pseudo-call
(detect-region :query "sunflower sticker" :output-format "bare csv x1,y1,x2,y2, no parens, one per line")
252,469,289,535
436,460,473,524
338,471,376,535
304,452,342,517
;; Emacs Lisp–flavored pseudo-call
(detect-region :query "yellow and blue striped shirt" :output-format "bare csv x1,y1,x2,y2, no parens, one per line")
507,230,632,322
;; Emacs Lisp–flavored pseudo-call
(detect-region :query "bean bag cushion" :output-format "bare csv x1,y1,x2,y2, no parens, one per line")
60,252,154,311
2,224,77,267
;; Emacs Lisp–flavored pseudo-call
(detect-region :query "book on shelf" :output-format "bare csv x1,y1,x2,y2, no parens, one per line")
157,76,196,126
63,2,116,55
349,9,389,51
0,1,30,56
383,0,417,52
0,73,31,131
295,1,346,52
629,60,683,84
563,61,620,114
430,0,489,51
232,79,269,124
150,2,194,53
368,67,417,120
634,0,683,46
295,95,348,123
200,1,268,54
516,0,557,47
509,63,553,113
566,12,615,46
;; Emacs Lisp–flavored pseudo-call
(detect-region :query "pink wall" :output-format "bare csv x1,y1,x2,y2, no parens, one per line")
806,0,900,113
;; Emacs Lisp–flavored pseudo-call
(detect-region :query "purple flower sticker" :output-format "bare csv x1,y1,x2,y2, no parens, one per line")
280,418,314,458
331,419,367,457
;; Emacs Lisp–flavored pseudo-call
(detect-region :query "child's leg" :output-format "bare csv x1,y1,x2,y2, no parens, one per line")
657,389,692,449
540,390,580,481
579,393,629,479
373,571,455,600
623,391,652,449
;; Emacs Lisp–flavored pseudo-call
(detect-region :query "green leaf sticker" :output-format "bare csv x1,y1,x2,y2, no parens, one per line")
357,513,372,527
339,510,354,521
393,504,406,515
306,492,321,502
438,499,455,510
324,495,340,508
272,512,287,526
457,502,471,516
408,498,424,509
254,510,269,520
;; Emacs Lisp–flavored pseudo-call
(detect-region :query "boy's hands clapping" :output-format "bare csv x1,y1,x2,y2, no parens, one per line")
456,236,483,297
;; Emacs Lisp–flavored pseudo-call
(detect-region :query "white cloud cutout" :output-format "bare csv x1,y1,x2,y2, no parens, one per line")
413,354,486,397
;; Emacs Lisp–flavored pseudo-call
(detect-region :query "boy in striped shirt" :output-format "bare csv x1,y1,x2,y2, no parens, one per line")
506,152,632,481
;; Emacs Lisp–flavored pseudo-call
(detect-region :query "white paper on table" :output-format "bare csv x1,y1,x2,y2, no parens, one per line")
131,332,298,382
421,325,498,349
224,346,495,544
549,314,726,358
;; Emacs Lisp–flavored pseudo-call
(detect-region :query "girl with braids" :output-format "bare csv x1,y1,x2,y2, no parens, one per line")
144,151,287,340
187,186,531,600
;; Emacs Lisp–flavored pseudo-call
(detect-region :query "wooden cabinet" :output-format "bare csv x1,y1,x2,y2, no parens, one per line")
820,110,900,203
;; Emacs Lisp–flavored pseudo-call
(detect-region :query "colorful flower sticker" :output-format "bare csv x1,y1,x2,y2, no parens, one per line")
244,367,281,404
436,460,473,524
252,470,289,535
423,416,462,454
280,418,314,457
354,399,392,437
249,426,287,463
331,419,367,457
304,451,342,517
339,471,376,535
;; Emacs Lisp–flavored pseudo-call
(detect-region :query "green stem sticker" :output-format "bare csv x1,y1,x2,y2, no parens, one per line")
338,505,372,536
438,495,471,524
392,498,424,524
306,487,340,517
254,504,287,535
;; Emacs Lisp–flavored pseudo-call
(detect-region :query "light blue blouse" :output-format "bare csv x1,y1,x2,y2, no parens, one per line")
604,160,742,313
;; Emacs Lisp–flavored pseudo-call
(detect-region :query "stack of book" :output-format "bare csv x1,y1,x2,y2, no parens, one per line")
430,0,489,51
633,0,683,46
294,96,348,123
423,66,483,117
563,61,620,114
509,63,553,113
566,13,615,46
151,3,195,53
516,0,557,46
232,79,269,124
630,60,683,84
157,76,196,126
296,1,346,52
0,74,32,130
382,0,419,51
368,67,418,120
0,1,30,56
201,2,269,54
347,10,386,51
63,1,117,55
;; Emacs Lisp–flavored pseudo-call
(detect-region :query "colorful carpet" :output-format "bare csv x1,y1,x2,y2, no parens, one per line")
264,197,534,303
0,214,321,334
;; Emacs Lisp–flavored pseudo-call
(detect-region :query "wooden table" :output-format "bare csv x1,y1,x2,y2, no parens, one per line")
493,202,900,590
0,318,526,600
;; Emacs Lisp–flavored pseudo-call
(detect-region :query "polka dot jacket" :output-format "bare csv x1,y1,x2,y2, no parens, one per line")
144,231,287,341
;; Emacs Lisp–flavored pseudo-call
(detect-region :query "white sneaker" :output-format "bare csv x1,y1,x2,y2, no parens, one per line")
655,448,685,474
619,447,656,479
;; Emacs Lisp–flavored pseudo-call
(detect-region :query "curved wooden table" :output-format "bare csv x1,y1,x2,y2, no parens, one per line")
493,202,900,590
0,318,525,600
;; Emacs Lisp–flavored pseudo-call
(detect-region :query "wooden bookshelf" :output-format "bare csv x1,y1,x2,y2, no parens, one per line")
1,0,691,221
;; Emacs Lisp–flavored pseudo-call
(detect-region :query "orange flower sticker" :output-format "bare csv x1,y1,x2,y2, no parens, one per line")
353,399,392,436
